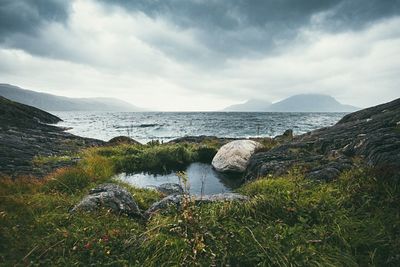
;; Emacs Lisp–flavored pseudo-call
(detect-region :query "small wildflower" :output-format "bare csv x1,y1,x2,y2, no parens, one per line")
84,242,92,249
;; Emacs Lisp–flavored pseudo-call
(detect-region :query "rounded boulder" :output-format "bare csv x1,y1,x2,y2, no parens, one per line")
212,140,263,173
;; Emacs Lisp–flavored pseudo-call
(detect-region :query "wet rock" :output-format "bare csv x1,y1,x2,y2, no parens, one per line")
156,183,184,195
145,193,249,217
71,183,142,218
212,140,263,173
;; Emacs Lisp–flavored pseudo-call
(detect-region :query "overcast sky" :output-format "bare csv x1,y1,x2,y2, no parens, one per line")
0,0,399,111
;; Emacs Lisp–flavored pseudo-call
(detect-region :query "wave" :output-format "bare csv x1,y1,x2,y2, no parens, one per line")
137,123,162,128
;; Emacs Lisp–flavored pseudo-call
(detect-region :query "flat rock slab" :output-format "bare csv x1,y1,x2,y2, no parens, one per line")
145,193,249,217
0,96,104,177
156,183,184,195
212,140,263,173
71,183,142,218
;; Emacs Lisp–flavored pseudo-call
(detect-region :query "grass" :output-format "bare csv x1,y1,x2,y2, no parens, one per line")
1,141,399,266
91,142,220,173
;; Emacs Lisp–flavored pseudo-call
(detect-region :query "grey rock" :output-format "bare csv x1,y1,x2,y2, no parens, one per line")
0,96,104,177
145,194,183,216
71,183,142,218
107,136,141,146
246,98,400,181
156,183,184,195
145,193,249,217
212,140,263,173
306,167,341,181
274,129,294,142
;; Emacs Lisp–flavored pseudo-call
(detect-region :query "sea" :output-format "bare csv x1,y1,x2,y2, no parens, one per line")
52,111,346,144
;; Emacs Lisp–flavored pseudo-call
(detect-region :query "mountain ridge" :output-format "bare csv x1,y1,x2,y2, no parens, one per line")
0,83,144,112
223,94,358,112
223,99,273,112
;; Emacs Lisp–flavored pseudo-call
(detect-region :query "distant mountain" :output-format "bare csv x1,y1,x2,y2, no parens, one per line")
267,94,358,112
0,84,144,111
223,99,272,111
223,94,358,112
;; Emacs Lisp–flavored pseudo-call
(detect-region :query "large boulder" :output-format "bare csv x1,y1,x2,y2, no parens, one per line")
71,183,142,218
212,140,263,173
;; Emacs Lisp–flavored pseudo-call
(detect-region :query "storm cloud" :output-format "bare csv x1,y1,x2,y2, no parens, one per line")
0,0,70,38
0,0,399,110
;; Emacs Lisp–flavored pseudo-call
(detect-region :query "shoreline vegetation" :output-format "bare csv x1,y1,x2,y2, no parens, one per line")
1,96,399,266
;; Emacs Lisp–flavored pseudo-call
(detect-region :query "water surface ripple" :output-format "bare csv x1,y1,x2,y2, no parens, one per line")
53,111,346,143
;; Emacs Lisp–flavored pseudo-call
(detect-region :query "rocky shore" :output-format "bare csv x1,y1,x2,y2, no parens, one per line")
1,95,399,181
0,96,104,177
246,97,400,181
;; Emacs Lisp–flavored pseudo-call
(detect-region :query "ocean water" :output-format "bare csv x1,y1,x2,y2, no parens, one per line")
53,111,346,143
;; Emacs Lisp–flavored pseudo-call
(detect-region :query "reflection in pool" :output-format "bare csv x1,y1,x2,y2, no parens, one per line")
114,162,243,195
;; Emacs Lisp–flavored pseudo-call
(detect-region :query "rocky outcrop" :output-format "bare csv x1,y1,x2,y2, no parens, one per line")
0,96,61,126
246,98,400,181
107,136,142,146
274,129,293,142
0,96,104,177
145,193,249,217
71,184,142,217
212,140,263,173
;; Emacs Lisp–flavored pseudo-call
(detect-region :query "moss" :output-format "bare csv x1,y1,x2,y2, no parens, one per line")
32,155,78,167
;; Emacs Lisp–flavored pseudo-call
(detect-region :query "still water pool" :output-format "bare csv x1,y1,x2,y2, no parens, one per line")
114,162,242,195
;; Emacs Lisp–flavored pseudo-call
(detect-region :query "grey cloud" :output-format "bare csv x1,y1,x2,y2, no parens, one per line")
101,0,338,29
102,0,400,30
0,0,400,69
100,0,400,61
0,0,71,40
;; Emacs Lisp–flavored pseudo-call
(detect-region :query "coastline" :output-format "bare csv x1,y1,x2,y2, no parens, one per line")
1,96,399,265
